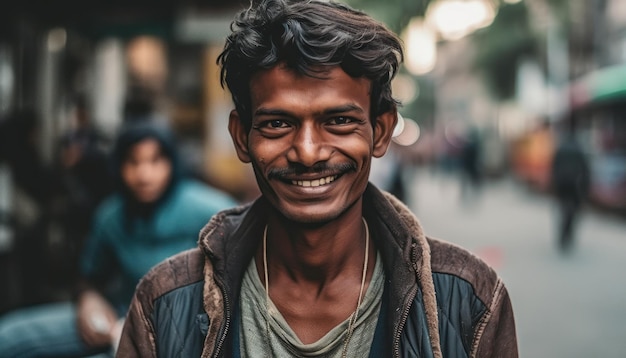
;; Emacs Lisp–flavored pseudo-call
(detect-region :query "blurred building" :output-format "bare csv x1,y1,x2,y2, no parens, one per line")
0,0,255,311
497,0,626,211
0,0,254,195
564,0,626,212
346,0,626,211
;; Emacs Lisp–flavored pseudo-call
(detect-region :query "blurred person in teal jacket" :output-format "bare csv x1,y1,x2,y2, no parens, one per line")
0,120,237,357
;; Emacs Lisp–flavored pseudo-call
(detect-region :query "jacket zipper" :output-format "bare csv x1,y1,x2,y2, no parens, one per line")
211,280,231,358
392,285,418,357
393,241,420,357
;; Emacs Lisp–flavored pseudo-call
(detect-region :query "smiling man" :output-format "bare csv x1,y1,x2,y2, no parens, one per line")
117,1,518,357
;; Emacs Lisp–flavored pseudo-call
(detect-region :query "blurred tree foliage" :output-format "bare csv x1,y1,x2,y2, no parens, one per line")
345,0,556,102
472,2,539,100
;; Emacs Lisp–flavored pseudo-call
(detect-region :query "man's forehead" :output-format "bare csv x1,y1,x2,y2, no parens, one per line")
251,66,369,99
249,64,372,93
252,63,331,81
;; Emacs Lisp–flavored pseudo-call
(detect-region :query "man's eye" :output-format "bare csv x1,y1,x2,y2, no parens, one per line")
269,120,287,128
258,120,289,129
328,117,354,125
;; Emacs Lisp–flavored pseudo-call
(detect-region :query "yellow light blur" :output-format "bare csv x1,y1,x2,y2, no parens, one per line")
403,18,437,75
426,0,496,40
392,74,419,104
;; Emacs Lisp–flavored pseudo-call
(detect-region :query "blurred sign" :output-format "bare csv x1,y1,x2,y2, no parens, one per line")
570,64,626,110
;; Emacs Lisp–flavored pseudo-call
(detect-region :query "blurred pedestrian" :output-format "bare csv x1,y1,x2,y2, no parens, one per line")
57,96,111,212
55,96,112,286
118,1,518,357
0,120,237,357
459,126,483,204
550,122,590,251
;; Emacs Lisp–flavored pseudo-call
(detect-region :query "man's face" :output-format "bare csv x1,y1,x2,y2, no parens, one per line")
121,138,172,204
229,65,396,224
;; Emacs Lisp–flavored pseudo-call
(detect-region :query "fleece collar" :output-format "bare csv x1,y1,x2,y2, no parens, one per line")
197,184,442,357
371,189,442,358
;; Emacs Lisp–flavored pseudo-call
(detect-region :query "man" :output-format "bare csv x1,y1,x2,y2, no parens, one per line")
0,120,237,357
550,121,590,252
118,1,518,357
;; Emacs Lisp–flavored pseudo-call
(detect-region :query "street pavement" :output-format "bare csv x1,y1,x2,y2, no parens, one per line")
404,166,626,358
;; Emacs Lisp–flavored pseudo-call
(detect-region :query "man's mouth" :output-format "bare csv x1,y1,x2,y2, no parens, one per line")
290,175,338,187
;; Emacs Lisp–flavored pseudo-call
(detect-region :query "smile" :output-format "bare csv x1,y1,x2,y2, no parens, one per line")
290,175,338,187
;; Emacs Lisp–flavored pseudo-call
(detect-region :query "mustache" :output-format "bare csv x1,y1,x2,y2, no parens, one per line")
268,162,357,179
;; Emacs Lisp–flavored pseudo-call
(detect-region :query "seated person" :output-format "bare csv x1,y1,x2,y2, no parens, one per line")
0,120,237,357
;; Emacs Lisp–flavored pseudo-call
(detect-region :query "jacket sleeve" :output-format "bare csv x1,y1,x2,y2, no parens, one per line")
471,280,518,358
116,248,208,357
116,289,157,357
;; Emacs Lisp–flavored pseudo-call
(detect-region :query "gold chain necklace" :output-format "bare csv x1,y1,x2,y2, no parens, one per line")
262,217,370,357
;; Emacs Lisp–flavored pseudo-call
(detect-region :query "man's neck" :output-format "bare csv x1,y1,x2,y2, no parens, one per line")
262,210,368,284
255,209,377,344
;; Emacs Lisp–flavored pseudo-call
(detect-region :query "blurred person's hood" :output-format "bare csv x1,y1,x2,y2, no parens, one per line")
111,120,183,218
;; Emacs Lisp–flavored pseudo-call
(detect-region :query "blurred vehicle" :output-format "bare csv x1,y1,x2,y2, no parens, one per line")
568,64,626,212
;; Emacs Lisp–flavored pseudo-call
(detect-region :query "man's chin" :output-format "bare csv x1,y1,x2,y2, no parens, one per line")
277,206,341,226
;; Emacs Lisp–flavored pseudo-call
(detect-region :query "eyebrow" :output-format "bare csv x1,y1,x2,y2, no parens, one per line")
254,108,290,117
321,104,364,116
254,104,365,117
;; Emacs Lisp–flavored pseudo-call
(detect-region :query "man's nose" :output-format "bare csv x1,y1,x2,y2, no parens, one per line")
286,124,331,167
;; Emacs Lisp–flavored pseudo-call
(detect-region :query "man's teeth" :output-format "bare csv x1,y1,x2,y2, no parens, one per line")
291,175,338,187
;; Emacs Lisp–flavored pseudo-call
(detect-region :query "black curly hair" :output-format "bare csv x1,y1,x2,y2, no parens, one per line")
217,0,404,130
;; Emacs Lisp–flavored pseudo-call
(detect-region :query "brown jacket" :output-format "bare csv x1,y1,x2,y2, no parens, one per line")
117,185,518,357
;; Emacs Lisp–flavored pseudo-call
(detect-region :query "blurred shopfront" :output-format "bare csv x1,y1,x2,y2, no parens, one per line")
1,0,253,195
0,0,253,312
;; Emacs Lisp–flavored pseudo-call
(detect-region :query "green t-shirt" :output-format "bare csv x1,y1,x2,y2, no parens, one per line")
239,252,384,357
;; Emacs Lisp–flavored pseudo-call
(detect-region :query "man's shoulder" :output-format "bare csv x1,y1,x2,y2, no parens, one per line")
134,248,206,307
427,237,501,305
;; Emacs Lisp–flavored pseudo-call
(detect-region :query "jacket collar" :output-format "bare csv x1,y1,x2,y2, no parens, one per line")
197,184,441,357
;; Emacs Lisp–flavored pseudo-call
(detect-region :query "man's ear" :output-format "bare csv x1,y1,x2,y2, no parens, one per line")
228,110,251,163
372,109,398,158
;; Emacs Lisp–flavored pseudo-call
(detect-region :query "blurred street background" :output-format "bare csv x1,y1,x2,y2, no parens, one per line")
406,167,626,358
1,0,625,357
